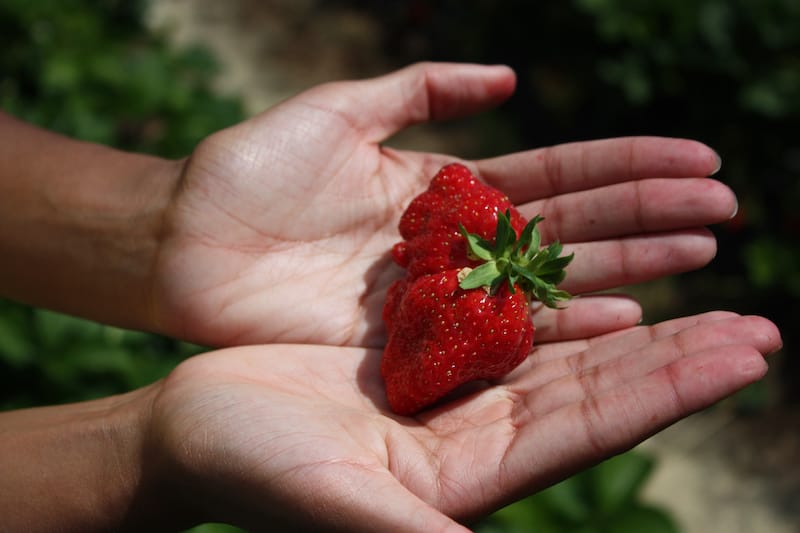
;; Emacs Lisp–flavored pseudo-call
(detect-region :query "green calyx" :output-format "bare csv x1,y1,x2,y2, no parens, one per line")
458,210,574,308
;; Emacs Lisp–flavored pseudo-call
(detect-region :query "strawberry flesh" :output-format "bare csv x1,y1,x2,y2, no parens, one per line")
382,269,533,416
392,163,526,279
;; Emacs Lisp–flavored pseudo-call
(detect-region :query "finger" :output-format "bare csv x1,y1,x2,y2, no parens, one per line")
499,343,768,494
516,177,737,243
531,295,642,343
476,136,721,204
302,62,516,143
511,315,781,416
558,228,717,295
507,311,740,383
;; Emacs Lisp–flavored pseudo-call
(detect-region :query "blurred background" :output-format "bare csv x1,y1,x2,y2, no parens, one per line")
1,1,797,532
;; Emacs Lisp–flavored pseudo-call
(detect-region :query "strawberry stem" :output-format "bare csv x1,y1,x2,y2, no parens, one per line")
458,210,574,308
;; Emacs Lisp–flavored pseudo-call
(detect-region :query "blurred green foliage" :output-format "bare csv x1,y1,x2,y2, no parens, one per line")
476,451,677,533
0,0,243,158
0,299,204,409
1,0,796,531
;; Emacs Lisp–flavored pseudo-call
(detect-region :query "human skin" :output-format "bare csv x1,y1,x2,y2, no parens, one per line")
0,313,781,532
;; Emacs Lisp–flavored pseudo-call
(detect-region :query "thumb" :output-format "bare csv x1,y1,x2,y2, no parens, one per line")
299,62,516,143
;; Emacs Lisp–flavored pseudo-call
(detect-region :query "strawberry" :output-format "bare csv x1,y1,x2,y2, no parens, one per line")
391,163,527,279
381,165,573,415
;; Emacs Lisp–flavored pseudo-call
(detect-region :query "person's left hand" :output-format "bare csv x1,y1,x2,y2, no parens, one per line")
146,311,780,531
151,62,731,348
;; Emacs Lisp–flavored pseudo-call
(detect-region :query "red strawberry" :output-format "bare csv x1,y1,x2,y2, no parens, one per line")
381,268,534,415
391,163,527,279
381,167,573,416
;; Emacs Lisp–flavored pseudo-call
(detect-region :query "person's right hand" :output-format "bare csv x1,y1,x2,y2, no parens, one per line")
141,311,780,532
150,62,731,348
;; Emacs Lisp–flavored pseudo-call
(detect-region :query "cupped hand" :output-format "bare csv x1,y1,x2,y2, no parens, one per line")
152,62,731,348
146,312,780,531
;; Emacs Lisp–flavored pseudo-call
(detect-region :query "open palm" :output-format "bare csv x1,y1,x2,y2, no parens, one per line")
151,63,731,348
149,311,779,531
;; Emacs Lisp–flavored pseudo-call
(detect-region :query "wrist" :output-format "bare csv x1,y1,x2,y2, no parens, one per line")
0,384,180,532
0,112,184,333
119,381,199,531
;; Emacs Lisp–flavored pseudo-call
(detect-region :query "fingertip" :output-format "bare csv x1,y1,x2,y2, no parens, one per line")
421,62,517,120
679,139,723,177
600,294,643,326
685,226,718,268
715,181,739,221
734,347,769,381
728,197,739,220
710,148,723,176
666,345,765,409
634,138,723,180
743,315,784,356
333,62,520,142
483,64,517,97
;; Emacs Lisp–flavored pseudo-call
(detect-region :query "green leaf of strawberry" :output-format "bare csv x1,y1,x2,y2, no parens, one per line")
458,210,574,308
458,224,494,261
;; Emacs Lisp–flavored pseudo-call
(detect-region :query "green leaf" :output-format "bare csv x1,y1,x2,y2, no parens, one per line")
41,342,137,391
459,223,495,261
546,288,572,303
0,313,35,366
511,263,539,284
537,253,575,275
514,215,544,254
34,309,103,349
549,240,564,255
495,209,515,253
540,474,593,523
607,504,679,533
540,270,568,286
477,495,564,533
590,452,655,514
457,211,572,304
525,250,551,272
459,262,502,289
529,224,542,255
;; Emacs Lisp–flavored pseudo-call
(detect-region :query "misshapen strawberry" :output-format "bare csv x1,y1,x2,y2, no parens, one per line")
382,165,573,415
391,163,527,279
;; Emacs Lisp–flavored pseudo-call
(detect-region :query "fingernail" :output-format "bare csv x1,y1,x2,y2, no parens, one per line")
729,198,739,220
710,149,722,176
